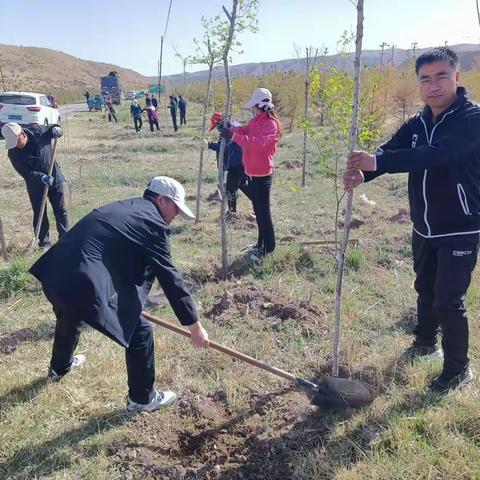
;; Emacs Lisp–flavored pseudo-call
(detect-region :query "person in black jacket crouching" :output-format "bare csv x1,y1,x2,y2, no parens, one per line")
30,176,209,412
344,47,480,393
2,122,69,248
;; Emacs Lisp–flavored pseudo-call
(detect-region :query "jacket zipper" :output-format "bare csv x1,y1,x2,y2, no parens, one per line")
457,183,472,215
419,109,455,236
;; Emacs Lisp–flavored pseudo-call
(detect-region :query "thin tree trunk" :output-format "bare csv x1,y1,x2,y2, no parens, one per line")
333,0,364,377
217,0,239,278
195,64,214,223
301,48,310,187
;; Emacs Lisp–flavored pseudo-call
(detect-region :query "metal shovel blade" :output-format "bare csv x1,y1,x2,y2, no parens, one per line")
311,376,372,410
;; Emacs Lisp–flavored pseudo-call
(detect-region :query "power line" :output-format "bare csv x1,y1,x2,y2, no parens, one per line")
163,0,174,38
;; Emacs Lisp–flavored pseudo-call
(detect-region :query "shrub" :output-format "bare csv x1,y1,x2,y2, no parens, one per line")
345,248,363,272
0,259,35,299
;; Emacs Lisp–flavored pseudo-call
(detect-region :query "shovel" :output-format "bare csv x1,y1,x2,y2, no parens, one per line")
26,138,58,252
142,311,372,410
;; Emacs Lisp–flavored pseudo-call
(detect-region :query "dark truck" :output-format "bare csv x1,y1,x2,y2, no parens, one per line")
100,71,122,105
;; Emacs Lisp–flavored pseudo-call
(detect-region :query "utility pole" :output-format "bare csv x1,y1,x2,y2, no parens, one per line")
390,43,395,65
379,41,389,66
411,41,418,59
158,35,164,101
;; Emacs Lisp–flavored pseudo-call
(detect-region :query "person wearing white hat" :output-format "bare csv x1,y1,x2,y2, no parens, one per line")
1,121,68,248
30,176,208,412
219,87,283,261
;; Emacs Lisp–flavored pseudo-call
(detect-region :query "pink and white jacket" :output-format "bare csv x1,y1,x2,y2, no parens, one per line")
231,112,279,176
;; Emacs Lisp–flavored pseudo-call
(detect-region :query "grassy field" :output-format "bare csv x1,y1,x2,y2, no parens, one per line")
1,101,480,480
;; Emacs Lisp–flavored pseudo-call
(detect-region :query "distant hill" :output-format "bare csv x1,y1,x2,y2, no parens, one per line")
1,43,479,99
0,44,149,98
156,43,480,86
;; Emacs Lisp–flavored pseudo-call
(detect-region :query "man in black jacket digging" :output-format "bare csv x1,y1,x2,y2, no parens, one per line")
1,122,69,248
30,176,209,412
344,47,480,393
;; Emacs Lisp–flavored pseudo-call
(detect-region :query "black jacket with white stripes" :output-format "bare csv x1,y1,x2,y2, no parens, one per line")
364,87,480,238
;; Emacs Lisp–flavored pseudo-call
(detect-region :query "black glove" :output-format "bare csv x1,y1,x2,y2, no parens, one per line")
41,175,54,186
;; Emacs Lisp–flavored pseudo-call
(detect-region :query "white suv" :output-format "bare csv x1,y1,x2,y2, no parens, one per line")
0,92,61,129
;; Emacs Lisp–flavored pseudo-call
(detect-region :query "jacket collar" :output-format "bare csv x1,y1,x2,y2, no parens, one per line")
421,86,467,123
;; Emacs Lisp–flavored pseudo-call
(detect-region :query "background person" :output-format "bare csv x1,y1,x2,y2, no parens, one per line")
207,112,248,215
178,95,187,125
29,176,209,413
146,105,160,132
220,88,282,261
1,122,69,248
167,95,178,132
130,99,143,132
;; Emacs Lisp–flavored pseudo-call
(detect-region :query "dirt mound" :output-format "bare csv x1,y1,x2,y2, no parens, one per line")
0,324,54,355
219,212,256,229
282,160,302,169
207,190,221,204
389,208,410,224
338,217,365,229
206,283,329,334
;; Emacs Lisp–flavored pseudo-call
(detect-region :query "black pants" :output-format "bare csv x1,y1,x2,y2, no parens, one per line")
412,230,480,373
149,119,159,132
226,166,249,212
179,110,186,125
133,116,143,132
244,175,275,254
27,182,69,246
50,306,156,405
108,112,117,123
171,113,178,131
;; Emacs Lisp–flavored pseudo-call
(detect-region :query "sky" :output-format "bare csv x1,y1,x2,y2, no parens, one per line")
1,0,479,77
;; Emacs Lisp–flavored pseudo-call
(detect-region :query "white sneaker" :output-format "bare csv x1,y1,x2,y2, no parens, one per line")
126,389,177,413
48,354,86,381
248,248,264,263
241,243,259,253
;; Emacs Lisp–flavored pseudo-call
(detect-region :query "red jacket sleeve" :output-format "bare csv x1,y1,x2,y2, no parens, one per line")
232,119,277,149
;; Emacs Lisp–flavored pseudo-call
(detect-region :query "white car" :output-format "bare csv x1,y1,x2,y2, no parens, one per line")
0,92,61,129
125,91,136,100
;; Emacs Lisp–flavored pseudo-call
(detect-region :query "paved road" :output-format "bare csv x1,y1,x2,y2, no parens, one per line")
58,103,88,120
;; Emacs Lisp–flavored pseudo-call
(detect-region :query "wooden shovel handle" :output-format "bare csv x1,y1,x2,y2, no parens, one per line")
141,311,297,383
33,138,58,241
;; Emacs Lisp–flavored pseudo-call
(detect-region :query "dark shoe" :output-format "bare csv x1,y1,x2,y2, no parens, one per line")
48,354,86,382
39,240,51,249
429,366,473,394
401,341,443,362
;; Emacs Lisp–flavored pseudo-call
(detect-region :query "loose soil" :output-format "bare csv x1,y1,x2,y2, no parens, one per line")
108,388,319,480
206,282,329,336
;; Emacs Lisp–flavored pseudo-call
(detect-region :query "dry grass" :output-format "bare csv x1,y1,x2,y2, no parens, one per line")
1,103,480,479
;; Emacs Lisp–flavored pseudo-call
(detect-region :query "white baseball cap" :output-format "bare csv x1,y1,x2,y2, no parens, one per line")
1,122,22,149
147,176,195,220
245,87,274,109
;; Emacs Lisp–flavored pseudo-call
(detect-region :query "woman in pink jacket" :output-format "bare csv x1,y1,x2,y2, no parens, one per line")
220,88,283,261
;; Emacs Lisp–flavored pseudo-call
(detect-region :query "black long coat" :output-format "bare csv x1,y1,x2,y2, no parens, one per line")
30,197,198,347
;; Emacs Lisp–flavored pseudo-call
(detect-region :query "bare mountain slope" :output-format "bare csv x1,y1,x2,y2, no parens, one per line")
0,44,149,94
